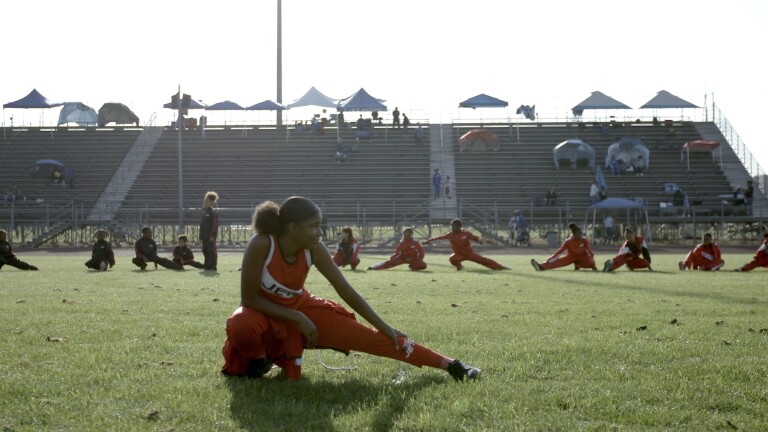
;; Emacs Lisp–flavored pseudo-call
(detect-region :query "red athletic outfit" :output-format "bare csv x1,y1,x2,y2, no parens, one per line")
682,242,724,271
425,230,505,270
222,236,445,380
540,236,596,270
739,239,768,272
332,239,360,269
369,238,427,271
609,235,651,271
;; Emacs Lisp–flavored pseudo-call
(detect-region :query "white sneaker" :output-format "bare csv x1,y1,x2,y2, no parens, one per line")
99,261,108,271
678,261,685,271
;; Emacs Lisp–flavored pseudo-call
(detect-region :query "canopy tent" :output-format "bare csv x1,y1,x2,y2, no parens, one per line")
571,91,631,116
584,197,651,244
337,88,387,112
681,140,722,170
58,102,98,126
162,98,207,110
3,88,62,109
205,100,245,111
287,86,337,109
605,137,650,171
553,139,595,170
458,129,500,152
640,90,698,109
98,103,139,126
458,93,508,109
247,100,285,110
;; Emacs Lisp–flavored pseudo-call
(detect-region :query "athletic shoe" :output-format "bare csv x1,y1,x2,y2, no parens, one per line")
447,359,480,381
530,259,541,271
29,266,39,271
734,268,742,272
245,358,274,378
602,259,613,273
678,261,685,271
99,261,108,271
366,266,373,270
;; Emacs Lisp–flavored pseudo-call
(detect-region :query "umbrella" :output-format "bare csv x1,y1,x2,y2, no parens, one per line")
553,139,595,169
58,102,98,126
458,129,500,152
31,159,65,179
605,137,649,170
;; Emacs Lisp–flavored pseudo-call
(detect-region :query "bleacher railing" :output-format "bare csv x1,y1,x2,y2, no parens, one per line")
712,104,766,196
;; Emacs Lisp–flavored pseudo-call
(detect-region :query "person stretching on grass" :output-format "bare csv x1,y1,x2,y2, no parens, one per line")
85,230,115,271
531,223,596,271
678,233,724,271
367,227,427,271
221,196,480,381
422,218,509,271
332,227,360,270
0,229,38,271
734,232,768,272
173,234,205,269
602,227,653,272
131,227,182,271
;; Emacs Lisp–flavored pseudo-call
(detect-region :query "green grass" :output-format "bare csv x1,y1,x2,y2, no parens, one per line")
1,252,767,431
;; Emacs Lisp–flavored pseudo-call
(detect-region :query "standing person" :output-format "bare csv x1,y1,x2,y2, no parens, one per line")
402,113,410,130
414,123,424,144
744,180,754,216
132,227,182,270
392,106,400,129
173,234,205,269
200,191,219,271
603,214,616,245
332,227,360,270
602,227,653,272
367,227,427,271
589,181,600,204
432,168,442,199
0,229,38,271
734,232,768,272
443,175,452,199
531,223,596,271
678,233,724,271
508,210,529,247
423,219,509,271
598,186,608,202
84,230,115,271
221,196,480,381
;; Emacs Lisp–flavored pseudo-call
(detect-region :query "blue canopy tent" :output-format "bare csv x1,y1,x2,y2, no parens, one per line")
571,91,631,117
3,89,63,131
163,98,207,110
458,94,508,109
640,90,698,109
584,197,651,243
286,86,337,109
247,100,285,111
553,139,595,170
337,88,387,112
205,100,245,111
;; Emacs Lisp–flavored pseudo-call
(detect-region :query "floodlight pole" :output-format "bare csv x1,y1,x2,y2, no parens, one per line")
276,0,283,127
177,84,184,232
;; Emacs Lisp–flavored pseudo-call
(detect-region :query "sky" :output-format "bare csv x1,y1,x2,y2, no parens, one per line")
2,0,767,172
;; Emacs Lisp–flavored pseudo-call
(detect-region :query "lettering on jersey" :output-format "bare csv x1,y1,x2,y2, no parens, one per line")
701,252,714,261
262,282,302,298
402,338,414,358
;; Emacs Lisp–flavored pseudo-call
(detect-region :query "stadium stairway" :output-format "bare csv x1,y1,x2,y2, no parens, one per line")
429,124,458,221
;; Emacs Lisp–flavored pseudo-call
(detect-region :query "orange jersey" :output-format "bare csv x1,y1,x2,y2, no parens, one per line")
259,235,313,307
754,239,768,260
618,235,647,257
547,236,593,261
391,239,425,261
429,230,479,256
691,242,721,263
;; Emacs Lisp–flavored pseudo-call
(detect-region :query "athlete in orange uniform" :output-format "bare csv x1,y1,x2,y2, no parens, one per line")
423,219,509,271
735,232,768,272
603,227,653,272
678,233,724,271
531,223,596,271
332,227,360,270
222,197,480,381
367,227,427,271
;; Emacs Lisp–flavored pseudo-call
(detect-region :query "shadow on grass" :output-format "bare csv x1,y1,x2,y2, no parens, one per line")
224,372,443,431
521,271,767,307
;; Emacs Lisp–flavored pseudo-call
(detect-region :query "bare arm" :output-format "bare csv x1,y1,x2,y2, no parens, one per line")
240,234,319,347
311,242,404,349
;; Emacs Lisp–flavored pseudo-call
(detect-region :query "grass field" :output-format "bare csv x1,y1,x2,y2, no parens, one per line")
1,250,767,431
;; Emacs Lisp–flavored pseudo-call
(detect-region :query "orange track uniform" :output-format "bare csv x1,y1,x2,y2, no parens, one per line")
739,238,768,272
222,236,445,380
540,236,596,270
369,238,427,271
682,242,724,271
332,239,360,269
424,230,505,270
609,235,651,271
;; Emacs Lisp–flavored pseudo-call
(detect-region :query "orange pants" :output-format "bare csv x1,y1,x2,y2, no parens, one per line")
683,253,724,271
222,294,446,380
740,256,768,272
332,252,360,269
610,254,650,271
449,252,505,270
540,255,596,270
369,257,427,271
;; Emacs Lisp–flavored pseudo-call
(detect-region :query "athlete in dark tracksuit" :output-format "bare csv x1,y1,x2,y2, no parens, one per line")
200,192,219,270
0,229,38,271
85,231,115,271
173,235,205,269
132,227,182,270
